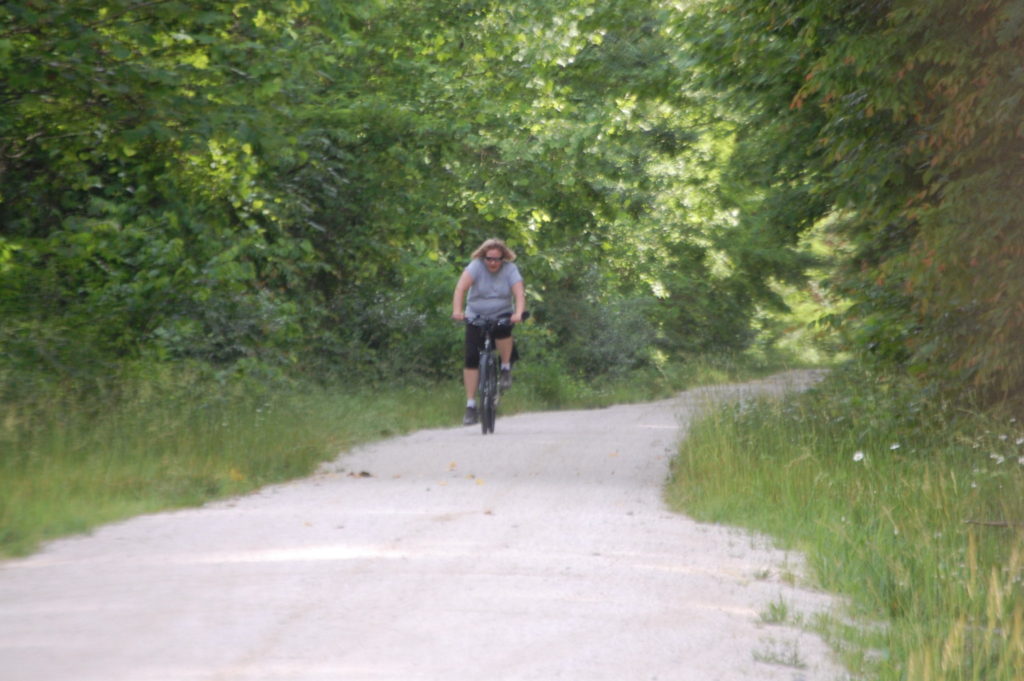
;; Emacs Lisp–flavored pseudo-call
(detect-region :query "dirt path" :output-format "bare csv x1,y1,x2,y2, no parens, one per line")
0,370,849,681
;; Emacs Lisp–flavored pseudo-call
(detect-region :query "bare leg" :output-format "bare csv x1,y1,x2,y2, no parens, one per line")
496,337,513,366
463,368,479,401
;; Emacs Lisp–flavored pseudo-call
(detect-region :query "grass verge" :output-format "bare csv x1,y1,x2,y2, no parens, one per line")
666,364,1024,681
0,352,793,558
0,378,454,557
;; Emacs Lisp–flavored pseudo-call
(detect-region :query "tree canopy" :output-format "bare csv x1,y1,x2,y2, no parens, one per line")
3,0,1022,407
679,0,1024,405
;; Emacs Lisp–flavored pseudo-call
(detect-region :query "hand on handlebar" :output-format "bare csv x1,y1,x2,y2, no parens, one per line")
455,311,529,325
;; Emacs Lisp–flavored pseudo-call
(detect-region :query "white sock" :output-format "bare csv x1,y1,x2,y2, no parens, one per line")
501,363,511,371
467,399,476,408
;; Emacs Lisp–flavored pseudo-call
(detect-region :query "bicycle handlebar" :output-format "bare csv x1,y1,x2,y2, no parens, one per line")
465,310,530,328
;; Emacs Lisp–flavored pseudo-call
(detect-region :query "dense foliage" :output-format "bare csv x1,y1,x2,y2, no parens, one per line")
1,0,781,393
3,0,1022,409
679,0,1024,406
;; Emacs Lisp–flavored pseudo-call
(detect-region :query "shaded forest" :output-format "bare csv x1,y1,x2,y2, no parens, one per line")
2,0,1022,409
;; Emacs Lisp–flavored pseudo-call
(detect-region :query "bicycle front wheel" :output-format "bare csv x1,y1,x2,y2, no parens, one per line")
479,353,498,434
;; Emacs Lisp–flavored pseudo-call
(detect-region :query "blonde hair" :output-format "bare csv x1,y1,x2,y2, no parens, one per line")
471,238,517,262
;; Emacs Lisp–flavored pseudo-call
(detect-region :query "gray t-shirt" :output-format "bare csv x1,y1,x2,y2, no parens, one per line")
464,259,523,319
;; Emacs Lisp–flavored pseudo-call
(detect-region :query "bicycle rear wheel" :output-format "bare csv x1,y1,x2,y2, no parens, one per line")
479,353,497,434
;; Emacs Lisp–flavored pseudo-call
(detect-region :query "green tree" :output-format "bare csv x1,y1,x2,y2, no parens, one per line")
679,0,1024,405
1,0,820,386
0,1,329,368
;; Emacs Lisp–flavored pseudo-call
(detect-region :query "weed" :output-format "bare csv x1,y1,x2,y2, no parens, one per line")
753,637,807,669
760,595,791,624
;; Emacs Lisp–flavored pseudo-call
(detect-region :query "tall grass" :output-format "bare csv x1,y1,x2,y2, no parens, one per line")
667,366,1024,680
1,352,792,557
0,365,459,557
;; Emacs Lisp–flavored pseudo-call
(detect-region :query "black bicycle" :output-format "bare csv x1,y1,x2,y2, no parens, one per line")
467,312,527,434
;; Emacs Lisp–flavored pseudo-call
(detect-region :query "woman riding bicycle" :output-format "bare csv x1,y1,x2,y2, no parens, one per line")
451,238,526,425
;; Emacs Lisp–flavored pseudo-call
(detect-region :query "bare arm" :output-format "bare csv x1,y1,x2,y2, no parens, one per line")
451,270,474,320
511,280,526,323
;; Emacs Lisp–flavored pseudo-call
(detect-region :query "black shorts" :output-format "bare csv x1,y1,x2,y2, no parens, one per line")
463,323,514,369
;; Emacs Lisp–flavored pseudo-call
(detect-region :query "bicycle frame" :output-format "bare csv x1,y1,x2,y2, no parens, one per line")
467,316,507,434
466,312,526,434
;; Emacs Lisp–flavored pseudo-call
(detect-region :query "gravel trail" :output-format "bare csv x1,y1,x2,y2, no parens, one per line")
0,370,849,681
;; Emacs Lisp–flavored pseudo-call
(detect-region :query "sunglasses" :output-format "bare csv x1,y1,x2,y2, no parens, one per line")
483,256,503,262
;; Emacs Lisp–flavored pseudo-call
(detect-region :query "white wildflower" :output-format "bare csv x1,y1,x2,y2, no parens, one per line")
991,454,1006,465
853,451,865,462
890,443,901,450
1016,438,1024,446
